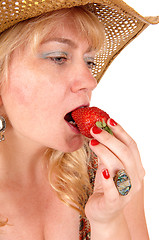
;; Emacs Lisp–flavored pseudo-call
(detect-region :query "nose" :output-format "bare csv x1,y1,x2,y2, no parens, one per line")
70,63,97,93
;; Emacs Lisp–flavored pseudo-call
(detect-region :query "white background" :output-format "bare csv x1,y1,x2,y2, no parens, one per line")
91,1,159,239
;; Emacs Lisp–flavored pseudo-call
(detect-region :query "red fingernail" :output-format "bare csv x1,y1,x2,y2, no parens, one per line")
109,119,117,126
102,169,110,179
92,125,102,134
90,139,100,146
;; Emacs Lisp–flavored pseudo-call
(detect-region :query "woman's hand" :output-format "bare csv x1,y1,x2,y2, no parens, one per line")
85,118,145,238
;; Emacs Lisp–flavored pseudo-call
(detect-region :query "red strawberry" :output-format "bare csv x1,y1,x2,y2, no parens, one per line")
71,106,112,138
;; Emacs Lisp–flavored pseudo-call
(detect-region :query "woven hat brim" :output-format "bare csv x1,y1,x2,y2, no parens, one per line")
0,0,159,82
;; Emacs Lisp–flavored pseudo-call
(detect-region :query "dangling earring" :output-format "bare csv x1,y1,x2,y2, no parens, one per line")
0,116,6,142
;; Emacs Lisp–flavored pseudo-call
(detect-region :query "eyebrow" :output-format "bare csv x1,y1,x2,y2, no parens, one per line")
42,37,93,53
43,37,78,49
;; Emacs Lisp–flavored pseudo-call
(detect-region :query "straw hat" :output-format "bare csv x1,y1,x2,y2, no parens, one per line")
0,0,159,82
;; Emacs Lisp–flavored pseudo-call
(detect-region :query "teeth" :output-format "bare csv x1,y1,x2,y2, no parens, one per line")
69,121,77,126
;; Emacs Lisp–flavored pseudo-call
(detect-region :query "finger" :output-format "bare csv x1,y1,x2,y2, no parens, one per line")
101,176,120,206
89,140,124,177
90,124,144,194
107,118,139,157
90,147,134,201
90,126,144,184
107,119,145,178
101,169,130,210
92,167,121,206
90,127,135,173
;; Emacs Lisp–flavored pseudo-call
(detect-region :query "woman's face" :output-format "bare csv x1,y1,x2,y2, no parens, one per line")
1,15,98,152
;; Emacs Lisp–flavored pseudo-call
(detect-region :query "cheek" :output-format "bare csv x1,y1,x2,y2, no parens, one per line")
7,81,35,106
3,62,38,107
2,68,65,127
1,70,40,128
1,52,70,141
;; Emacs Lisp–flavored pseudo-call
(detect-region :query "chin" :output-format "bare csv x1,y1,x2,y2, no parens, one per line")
46,134,85,153
63,135,85,153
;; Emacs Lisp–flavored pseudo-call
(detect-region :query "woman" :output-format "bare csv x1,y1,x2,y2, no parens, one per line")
0,1,158,239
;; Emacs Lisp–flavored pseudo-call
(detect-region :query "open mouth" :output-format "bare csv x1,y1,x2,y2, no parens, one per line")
64,111,77,128
64,105,88,131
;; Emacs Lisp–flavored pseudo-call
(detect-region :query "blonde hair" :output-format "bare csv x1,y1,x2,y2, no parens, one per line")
0,6,104,224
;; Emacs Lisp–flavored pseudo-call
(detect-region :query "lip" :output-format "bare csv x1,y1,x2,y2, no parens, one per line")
70,103,90,113
64,103,90,120
64,103,89,134
65,120,81,134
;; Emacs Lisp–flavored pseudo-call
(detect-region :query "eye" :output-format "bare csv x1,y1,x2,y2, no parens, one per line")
39,51,68,65
84,57,96,70
86,61,96,69
49,56,67,65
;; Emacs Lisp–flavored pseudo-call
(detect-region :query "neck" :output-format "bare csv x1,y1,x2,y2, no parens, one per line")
0,128,49,185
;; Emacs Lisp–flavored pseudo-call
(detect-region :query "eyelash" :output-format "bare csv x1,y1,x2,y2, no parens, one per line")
49,56,67,65
86,61,96,69
45,55,96,69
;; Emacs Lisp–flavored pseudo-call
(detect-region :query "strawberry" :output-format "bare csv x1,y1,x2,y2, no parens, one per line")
71,106,113,138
